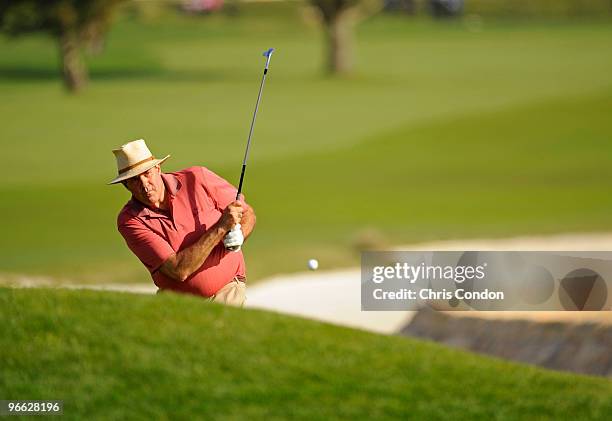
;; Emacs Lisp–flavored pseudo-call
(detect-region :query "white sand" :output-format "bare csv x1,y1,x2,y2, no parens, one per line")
4,232,612,334
245,232,612,332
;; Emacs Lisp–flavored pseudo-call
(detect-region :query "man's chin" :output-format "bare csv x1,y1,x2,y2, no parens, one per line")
147,196,163,209
135,195,154,208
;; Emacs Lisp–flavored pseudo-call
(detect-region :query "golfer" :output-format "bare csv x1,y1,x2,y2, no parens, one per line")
109,139,255,306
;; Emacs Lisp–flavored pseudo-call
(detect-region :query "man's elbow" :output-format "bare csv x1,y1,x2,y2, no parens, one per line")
160,255,190,282
174,270,189,283
174,265,192,283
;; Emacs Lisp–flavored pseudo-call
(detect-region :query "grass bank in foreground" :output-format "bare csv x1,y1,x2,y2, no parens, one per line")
1,288,611,419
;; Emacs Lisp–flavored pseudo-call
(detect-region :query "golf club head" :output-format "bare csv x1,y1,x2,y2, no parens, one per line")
263,48,274,69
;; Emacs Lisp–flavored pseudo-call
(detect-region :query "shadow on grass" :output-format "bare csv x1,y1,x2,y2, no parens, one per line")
0,67,59,81
0,65,257,83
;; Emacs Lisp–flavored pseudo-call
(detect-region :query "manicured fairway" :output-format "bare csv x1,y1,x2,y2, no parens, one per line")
1,5,611,282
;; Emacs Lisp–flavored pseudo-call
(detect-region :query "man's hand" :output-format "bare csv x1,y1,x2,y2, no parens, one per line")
220,201,245,252
224,224,244,252
219,201,244,231
157,200,255,283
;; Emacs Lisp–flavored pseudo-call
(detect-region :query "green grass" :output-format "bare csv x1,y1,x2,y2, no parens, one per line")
1,5,611,282
1,288,611,419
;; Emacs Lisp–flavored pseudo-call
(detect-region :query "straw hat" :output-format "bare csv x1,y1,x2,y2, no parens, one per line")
108,139,170,185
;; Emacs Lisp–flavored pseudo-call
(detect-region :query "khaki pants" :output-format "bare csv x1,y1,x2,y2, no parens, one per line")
211,278,247,307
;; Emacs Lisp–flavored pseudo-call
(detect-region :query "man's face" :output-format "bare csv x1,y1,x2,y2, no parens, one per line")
124,165,165,208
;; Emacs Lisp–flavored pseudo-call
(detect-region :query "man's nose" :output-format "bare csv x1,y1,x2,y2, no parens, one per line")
139,174,149,187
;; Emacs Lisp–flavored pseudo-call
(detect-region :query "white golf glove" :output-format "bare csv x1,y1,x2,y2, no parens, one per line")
223,224,244,252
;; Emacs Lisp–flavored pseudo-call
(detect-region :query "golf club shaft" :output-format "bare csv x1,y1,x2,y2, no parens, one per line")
236,49,274,200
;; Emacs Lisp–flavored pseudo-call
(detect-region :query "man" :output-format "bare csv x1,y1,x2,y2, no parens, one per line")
109,139,255,306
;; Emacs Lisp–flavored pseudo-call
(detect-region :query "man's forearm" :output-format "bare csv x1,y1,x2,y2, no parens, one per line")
241,206,256,240
159,221,229,282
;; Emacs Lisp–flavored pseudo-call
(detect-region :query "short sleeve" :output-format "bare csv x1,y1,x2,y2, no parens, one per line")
118,218,175,273
200,167,244,209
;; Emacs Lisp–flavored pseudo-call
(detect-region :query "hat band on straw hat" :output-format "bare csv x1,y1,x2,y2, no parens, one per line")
108,138,170,185
119,156,156,175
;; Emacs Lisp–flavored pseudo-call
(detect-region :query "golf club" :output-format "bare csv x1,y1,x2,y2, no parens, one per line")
226,48,274,252
236,47,274,200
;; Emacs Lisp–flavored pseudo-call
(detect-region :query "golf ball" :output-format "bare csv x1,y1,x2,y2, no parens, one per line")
307,259,319,271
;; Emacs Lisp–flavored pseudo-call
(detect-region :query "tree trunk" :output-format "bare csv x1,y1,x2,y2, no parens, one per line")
325,10,353,75
59,30,88,93
83,21,107,55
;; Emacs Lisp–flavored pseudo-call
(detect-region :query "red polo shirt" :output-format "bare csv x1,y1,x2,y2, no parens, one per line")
117,166,246,297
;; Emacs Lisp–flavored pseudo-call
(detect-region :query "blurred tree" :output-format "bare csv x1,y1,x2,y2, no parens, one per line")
383,0,416,14
428,0,463,17
310,0,381,75
0,0,126,92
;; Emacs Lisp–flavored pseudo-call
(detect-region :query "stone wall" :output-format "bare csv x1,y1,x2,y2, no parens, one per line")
400,309,612,377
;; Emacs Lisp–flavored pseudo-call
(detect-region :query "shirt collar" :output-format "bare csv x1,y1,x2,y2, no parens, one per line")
161,172,181,197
